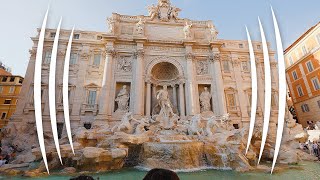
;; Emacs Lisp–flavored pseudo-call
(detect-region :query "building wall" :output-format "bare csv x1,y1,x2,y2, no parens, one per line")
285,23,320,126
11,2,281,134
0,75,24,128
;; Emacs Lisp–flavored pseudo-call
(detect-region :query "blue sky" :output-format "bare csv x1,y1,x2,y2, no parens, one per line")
0,0,319,76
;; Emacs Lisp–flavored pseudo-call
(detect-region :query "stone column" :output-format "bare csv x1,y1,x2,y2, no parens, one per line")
210,48,227,116
231,53,247,118
99,44,116,117
185,52,196,116
133,47,145,116
179,81,186,117
146,79,152,117
172,84,177,108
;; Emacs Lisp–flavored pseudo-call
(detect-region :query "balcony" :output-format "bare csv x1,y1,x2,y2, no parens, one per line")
247,106,263,117
23,102,44,114
81,104,99,115
227,106,241,116
56,103,73,112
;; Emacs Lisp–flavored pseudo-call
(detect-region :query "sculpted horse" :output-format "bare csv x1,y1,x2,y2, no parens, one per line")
187,114,204,136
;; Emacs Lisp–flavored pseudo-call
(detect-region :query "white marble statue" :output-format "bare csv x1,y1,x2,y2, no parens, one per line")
203,115,219,137
209,24,218,41
158,0,170,6
135,18,145,35
107,18,115,34
199,87,212,112
183,22,192,39
169,7,181,20
220,113,232,130
157,85,174,118
111,112,135,134
148,4,158,20
188,114,204,136
115,85,130,113
133,118,150,135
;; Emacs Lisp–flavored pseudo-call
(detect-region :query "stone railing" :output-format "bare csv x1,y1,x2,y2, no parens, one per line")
247,106,263,117
56,103,73,112
81,104,99,115
23,102,44,114
227,106,241,116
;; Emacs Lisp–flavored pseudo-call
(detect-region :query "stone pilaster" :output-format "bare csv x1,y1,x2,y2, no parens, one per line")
185,51,196,116
210,49,227,116
179,80,186,117
231,53,247,118
98,43,116,118
145,78,152,117
133,46,145,116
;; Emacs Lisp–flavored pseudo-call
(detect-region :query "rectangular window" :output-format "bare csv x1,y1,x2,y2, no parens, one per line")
311,77,320,90
289,56,293,65
302,45,308,55
239,44,244,48
73,34,80,39
306,61,314,72
226,94,236,107
316,34,320,45
93,54,101,66
1,76,7,82
271,93,277,107
248,94,252,106
241,61,249,72
70,53,78,65
9,77,15,82
9,86,15,93
223,61,230,72
4,99,11,104
292,70,298,80
1,113,7,120
297,85,304,97
88,91,97,105
44,52,51,64
301,104,310,112
50,32,56,38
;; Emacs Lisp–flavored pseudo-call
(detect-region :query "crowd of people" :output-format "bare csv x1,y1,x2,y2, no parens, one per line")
0,145,16,166
300,140,320,160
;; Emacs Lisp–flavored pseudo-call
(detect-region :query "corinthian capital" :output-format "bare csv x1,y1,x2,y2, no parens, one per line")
185,53,194,60
134,49,145,58
105,47,117,57
209,53,221,62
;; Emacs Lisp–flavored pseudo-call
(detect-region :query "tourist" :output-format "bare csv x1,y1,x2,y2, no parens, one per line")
70,175,95,180
312,141,319,157
143,168,180,180
308,140,314,155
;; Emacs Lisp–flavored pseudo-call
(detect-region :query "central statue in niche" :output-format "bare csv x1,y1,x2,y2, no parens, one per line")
154,85,178,129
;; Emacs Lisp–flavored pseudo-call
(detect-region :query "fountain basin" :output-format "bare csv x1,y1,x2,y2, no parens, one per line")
140,141,205,170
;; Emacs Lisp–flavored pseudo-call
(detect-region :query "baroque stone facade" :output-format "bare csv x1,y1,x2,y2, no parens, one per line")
12,0,280,134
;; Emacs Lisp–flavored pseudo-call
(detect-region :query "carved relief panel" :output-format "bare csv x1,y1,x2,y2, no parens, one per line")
116,56,133,73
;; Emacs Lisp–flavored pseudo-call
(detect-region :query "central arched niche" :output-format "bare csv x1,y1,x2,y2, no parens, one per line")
151,62,179,81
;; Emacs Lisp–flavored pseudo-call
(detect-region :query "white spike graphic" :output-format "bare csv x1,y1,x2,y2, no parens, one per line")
257,17,272,164
245,27,258,155
63,27,75,154
271,7,286,174
49,17,63,165
34,8,50,174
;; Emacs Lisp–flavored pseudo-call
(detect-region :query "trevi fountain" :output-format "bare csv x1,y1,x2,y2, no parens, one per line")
0,0,318,178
